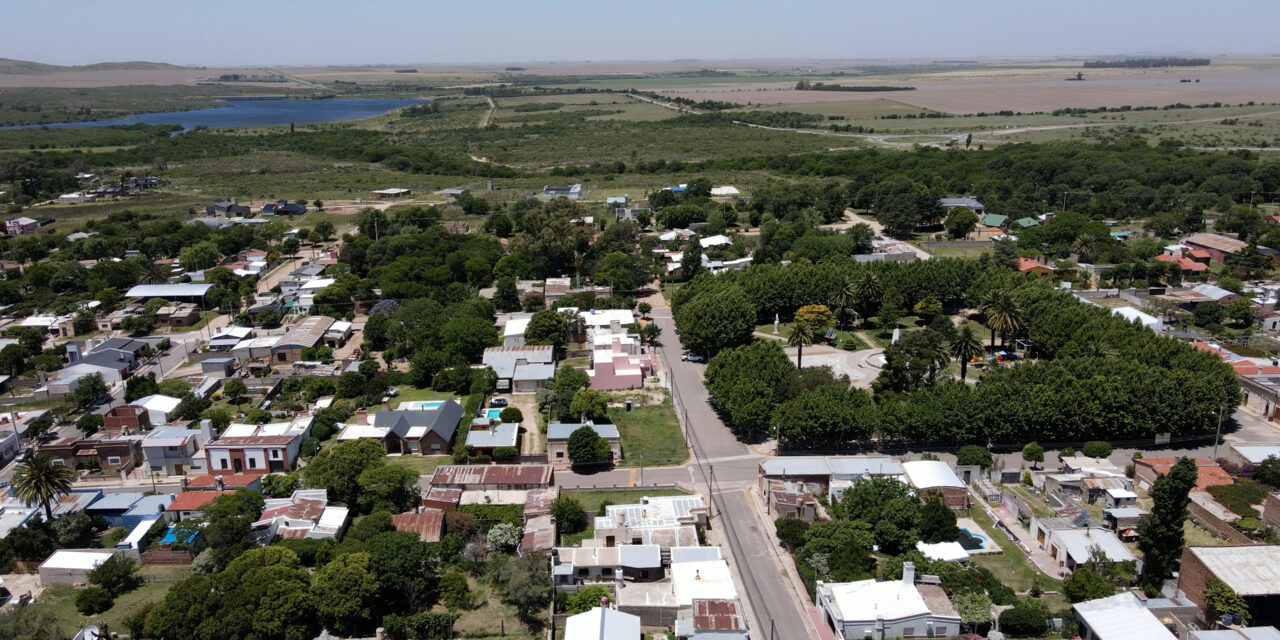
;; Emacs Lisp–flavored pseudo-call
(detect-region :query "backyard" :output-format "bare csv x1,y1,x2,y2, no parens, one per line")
558,488,690,547
389,387,458,410
24,564,192,634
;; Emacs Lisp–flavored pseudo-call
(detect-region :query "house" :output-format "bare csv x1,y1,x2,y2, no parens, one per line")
294,278,335,314
0,495,38,539
1018,257,1055,278
203,416,314,474
86,492,174,529
1177,283,1242,306
38,431,143,472
429,464,553,490
981,213,1007,228
1133,458,1232,492
1155,252,1209,275
392,509,445,543
675,599,748,640
1185,233,1251,263
939,197,985,216
125,283,214,304
185,473,263,491
765,479,818,523
207,200,251,217
6,217,38,235
1231,444,1280,467
547,423,621,467
133,394,182,426
482,345,556,392
335,399,463,455
260,199,306,215
370,188,411,198
1073,592,1177,640
502,316,532,347
209,326,254,352
1112,306,1165,332
816,563,961,640
1047,527,1136,570
699,234,732,250
142,424,212,476
38,550,116,587
902,460,967,508
1102,507,1147,538
271,316,335,363
465,419,519,454
588,344,653,390
759,456,905,500
542,184,583,200
232,335,281,361
565,607,641,640
252,489,349,541
201,357,236,378
323,321,353,349
58,191,97,204
103,405,151,432
1179,545,1280,627
165,490,235,521
156,303,202,327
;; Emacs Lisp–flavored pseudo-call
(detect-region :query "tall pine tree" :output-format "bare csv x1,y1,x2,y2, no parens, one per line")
1138,457,1198,590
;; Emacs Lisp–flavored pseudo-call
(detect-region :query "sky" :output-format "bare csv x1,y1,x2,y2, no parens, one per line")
4,0,1279,67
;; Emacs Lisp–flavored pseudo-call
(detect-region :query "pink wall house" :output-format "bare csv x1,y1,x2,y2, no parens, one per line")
587,340,653,390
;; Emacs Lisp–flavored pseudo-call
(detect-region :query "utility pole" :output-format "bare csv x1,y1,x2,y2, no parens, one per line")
1214,406,1226,460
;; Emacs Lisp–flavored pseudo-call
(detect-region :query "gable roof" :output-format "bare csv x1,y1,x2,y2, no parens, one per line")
982,213,1008,227
372,399,462,442
548,423,620,440
167,490,233,512
1186,232,1248,254
392,510,445,542
565,607,640,640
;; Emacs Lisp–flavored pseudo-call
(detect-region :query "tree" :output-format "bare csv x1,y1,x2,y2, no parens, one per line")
222,378,248,406
70,372,107,410
1022,442,1044,469
1063,566,1116,602
795,304,835,335
945,206,980,239
1226,298,1256,327
439,572,475,610
1205,578,1251,625
261,472,299,498
313,552,380,637
637,301,652,318
75,587,114,615
775,518,810,550
567,425,610,469
303,439,387,506
494,277,521,312
315,221,336,241
1082,441,1113,459
982,290,1024,349
998,598,1049,637
75,413,103,436
178,241,220,271
486,522,521,552
356,465,419,514
672,283,756,356
949,324,983,381
912,296,944,324
256,307,282,327
0,344,26,378
89,554,141,596
786,321,816,370
524,309,568,350
547,366,590,420
1139,457,1199,589
956,445,993,469
1194,301,1225,327
564,585,613,614
551,496,588,535
10,454,74,520
569,389,609,423
498,553,551,623
952,591,993,634
917,491,959,543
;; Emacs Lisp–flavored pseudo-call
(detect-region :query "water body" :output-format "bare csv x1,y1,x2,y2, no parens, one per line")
2,98,425,131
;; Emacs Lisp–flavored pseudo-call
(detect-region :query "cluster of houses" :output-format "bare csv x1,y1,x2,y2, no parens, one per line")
496,307,654,392
54,174,163,206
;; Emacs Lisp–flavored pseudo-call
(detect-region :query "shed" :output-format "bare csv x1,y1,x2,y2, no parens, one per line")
39,549,116,587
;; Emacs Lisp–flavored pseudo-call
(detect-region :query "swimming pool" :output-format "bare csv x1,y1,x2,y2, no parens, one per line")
401,400,445,411
484,408,503,420
957,527,991,552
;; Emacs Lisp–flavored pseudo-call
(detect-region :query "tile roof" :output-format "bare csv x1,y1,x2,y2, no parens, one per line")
167,490,234,512
1186,233,1248,254
1136,458,1233,492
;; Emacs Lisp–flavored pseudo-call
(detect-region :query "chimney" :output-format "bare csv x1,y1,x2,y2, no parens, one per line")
902,561,915,586
199,419,214,442
66,342,82,363
383,397,391,411
356,408,368,425
600,596,609,608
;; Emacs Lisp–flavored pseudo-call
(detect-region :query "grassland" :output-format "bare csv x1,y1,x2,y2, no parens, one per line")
609,398,690,467
26,564,193,634
384,454,451,475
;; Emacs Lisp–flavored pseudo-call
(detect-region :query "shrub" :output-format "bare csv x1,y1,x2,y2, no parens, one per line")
1060,446,1075,458
999,598,1050,637
956,445,993,469
1082,441,1113,458
75,586,115,615
551,496,587,535
492,446,518,461
89,554,141,596
499,407,524,423
1208,479,1269,517
775,518,810,550
440,573,475,610
564,585,613,613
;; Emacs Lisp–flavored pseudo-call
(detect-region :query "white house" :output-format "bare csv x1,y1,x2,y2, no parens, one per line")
816,563,961,640
1073,592,1175,640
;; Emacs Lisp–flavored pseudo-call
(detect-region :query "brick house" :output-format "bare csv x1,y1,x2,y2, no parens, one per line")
203,416,313,475
104,405,151,432
1133,458,1232,493
38,431,143,472
1178,545,1280,627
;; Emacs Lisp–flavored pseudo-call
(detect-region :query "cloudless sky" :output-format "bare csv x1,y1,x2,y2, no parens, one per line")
4,0,1279,67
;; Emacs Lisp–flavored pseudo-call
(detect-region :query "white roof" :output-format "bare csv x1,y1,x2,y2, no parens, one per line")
337,423,389,441
135,394,182,414
118,518,158,550
1193,283,1236,301
699,234,732,249
1231,444,1280,464
823,579,932,623
125,283,214,298
371,188,410,195
710,186,740,196
233,336,281,350
1112,306,1161,327
211,326,253,340
327,321,352,333
671,560,737,606
902,460,965,490
40,549,115,571
316,506,349,531
1106,488,1138,499
580,309,634,328
503,317,530,338
1188,545,1280,595
1073,593,1175,640
300,278,336,291
565,607,641,640
916,540,970,562
1050,528,1136,565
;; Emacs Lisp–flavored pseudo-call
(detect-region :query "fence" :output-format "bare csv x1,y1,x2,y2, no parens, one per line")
1187,502,1252,544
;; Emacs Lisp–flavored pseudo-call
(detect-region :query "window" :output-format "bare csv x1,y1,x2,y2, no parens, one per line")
107,456,121,466
270,449,280,460
902,628,914,637
601,568,614,577
51,458,65,466
430,444,441,452
248,458,257,469
167,446,178,452
220,459,229,469
934,627,946,637
556,451,564,458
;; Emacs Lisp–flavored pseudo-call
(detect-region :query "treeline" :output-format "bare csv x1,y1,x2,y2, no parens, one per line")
676,111,825,129
1084,57,1210,68
678,261,1240,445
795,81,915,92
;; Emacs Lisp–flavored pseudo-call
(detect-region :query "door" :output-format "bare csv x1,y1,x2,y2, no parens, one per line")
233,459,243,473
174,464,184,475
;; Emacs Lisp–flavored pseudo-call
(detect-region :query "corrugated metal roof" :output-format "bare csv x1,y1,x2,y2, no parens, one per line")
125,283,213,298
547,423,620,440
1073,592,1175,640
902,460,965,490
1190,546,1280,595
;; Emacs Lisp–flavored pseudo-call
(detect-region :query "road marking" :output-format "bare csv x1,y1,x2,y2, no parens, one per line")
628,468,637,487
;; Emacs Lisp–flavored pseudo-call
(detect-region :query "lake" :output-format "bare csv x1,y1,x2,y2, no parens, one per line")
2,98,425,131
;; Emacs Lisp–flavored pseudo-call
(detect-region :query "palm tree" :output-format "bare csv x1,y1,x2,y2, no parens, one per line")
831,280,858,328
980,291,1007,350
992,294,1024,349
141,259,169,285
1070,234,1098,262
853,271,884,308
787,322,816,370
11,453,75,521
950,325,984,381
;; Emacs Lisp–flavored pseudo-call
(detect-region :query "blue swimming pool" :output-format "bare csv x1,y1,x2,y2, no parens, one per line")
401,400,445,410
957,527,990,551
485,408,503,420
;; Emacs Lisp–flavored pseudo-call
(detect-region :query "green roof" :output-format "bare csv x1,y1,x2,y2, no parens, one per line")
1014,217,1039,228
983,214,1009,227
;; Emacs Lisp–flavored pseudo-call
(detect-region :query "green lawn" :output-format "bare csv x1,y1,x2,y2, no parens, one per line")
390,387,458,409
756,322,866,351
384,454,452,476
865,319,922,348
564,488,688,514
170,311,220,333
32,565,192,634
609,399,689,467
560,522,596,547
966,507,1065,599
561,356,590,369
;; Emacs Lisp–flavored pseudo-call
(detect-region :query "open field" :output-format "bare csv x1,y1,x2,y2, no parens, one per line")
609,398,690,467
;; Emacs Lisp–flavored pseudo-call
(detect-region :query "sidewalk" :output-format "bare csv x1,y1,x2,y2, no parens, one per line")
980,496,1065,578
